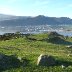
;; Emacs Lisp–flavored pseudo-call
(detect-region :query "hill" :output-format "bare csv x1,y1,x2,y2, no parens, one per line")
0,14,72,26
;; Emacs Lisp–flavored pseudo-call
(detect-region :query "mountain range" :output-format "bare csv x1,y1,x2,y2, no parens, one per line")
0,14,72,26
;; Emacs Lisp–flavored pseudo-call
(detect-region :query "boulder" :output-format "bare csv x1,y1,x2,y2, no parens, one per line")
0,54,21,69
18,56,21,61
37,54,55,66
48,32,64,39
0,53,5,60
48,32,65,43
66,45,72,48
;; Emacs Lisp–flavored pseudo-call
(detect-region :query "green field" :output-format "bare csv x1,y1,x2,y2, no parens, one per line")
0,33,72,72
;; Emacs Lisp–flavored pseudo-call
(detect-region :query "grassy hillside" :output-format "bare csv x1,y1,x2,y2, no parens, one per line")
0,33,72,72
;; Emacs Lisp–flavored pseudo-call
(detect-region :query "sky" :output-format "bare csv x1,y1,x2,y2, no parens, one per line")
0,0,72,18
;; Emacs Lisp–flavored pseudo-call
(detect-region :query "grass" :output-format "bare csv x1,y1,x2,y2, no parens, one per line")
0,33,72,72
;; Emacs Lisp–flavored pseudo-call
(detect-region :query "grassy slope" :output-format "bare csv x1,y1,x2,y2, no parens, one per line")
0,33,72,72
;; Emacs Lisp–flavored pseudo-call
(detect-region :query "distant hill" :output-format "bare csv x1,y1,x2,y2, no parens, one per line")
0,14,18,21
0,14,31,21
0,14,72,26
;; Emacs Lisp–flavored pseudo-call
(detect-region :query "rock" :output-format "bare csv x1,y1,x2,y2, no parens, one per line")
61,65,65,68
0,54,21,70
18,56,21,61
48,32,64,39
0,53,5,60
66,45,72,48
37,54,55,66
67,54,72,57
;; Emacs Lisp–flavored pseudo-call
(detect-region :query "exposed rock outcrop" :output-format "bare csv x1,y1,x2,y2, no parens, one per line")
37,54,55,66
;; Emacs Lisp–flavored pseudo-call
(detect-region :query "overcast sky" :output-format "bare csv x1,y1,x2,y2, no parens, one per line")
0,0,72,18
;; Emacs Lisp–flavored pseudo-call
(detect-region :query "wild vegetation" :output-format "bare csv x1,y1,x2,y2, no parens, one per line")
0,32,72,72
